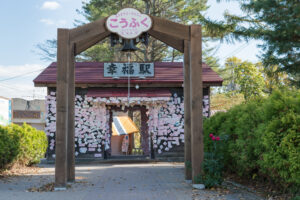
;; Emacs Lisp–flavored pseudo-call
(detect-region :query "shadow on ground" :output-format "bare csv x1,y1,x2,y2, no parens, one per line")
0,163,264,200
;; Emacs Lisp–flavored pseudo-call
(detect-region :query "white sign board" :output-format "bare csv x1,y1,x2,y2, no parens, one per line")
106,8,152,39
104,63,154,77
0,97,11,126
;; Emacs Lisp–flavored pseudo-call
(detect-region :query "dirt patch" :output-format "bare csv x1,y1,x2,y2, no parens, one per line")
224,173,296,200
0,164,46,178
27,176,94,192
27,183,73,192
28,183,56,192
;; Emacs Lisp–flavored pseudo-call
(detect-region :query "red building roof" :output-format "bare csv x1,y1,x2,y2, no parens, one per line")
33,62,222,87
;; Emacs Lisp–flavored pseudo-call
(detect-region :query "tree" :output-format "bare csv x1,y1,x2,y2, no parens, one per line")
38,0,210,62
35,39,57,62
37,0,227,73
257,63,290,94
220,57,242,94
221,57,265,100
202,0,300,87
234,61,265,100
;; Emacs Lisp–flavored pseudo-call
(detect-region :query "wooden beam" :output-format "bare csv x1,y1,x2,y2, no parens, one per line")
184,40,192,180
69,18,109,44
148,30,184,52
67,43,75,182
75,32,110,55
55,29,69,188
151,16,189,40
189,25,204,183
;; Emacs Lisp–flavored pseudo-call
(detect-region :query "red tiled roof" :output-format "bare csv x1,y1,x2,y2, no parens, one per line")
87,88,172,97
33,62,222,86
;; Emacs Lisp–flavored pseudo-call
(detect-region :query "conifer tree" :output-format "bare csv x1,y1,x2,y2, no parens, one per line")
37,0,222,68
202,0,300,87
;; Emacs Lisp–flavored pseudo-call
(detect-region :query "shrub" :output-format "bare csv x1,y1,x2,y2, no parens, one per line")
259,90,300,191
196,133,225,188
204,89,300,192
204,99,265,176
0,123,48,169
10,123,48,166
0,126,20,169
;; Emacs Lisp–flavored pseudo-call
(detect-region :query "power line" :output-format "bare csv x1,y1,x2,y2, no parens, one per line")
221,43,250,59
0,83,46,99
0,83,26,92
0,83,44,94
0,68,45,82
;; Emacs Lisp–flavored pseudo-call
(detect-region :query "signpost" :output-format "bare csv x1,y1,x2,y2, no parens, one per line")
106,8,152,39
104,63,154,77
55,7,203,189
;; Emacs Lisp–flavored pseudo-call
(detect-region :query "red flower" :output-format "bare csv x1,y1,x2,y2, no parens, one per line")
209,133,214,138
216,136,220,141
212,136,216,141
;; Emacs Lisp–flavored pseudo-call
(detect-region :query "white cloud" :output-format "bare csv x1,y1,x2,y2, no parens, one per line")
0,64,47,99
41,1,61,10
0,64,44,78
40,18,55,25
40,19,68,26
57,20,67,26
0,82,47,100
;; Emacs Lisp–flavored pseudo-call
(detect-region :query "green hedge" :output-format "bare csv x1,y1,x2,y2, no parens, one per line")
0,125,20,169
204,90,300,192
0,123,48,169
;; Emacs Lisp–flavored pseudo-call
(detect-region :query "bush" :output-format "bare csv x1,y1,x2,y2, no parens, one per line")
204,89,300,192
204,99,265,176
0,123,48,169
259,90,300,191
0,126,20,169
196,134,226,188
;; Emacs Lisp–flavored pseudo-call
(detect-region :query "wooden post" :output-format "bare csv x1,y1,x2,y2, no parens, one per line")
67,43,75,183
184,40,192,180
208,87,211,117
55,29,70,189
189,25,204,183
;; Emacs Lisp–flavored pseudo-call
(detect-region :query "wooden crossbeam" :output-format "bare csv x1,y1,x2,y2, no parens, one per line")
75,32,110,55
70,18,109,44
148,29,184,52
151,16,190,40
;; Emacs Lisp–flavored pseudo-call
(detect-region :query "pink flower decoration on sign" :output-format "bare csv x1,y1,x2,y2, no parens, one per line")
106,8,152,39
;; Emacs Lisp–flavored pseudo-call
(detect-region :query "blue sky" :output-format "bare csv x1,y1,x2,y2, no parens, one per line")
0,0,261,99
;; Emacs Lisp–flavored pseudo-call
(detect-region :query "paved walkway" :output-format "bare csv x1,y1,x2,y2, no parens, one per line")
0,163,264,200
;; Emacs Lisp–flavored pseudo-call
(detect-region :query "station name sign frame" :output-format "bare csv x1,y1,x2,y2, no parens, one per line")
104,63,154,78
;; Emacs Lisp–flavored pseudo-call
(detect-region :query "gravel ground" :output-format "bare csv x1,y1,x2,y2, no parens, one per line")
0,163,265,200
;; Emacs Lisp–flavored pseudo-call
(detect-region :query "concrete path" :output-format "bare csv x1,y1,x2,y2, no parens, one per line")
0,163,264,200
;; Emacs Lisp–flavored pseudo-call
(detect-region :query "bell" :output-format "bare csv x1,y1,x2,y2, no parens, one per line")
121,39,139,52
110,33,119,47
